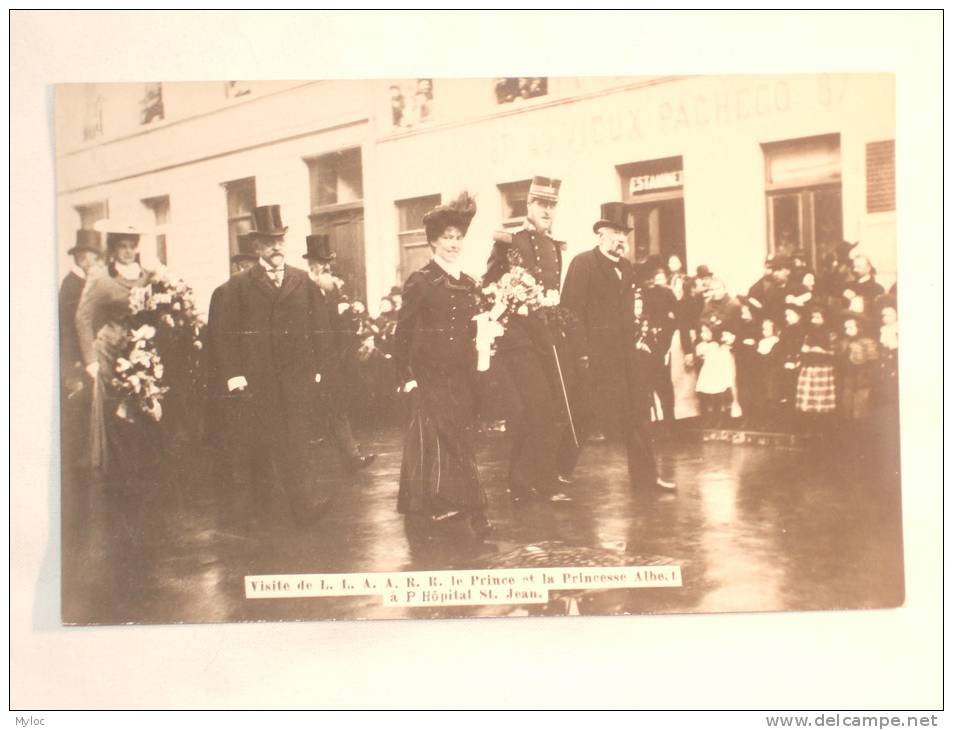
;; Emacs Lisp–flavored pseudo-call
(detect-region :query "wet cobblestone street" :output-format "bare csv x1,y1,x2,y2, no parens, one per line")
61,421,904,625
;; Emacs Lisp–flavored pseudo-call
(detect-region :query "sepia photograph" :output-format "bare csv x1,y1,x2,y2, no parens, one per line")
11,9,942,712
54,73,903,624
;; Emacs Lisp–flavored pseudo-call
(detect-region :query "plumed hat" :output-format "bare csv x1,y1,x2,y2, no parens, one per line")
422,191,477,243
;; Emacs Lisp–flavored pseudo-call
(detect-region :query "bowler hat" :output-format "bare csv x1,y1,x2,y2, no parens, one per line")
593,202,632,233
230,233,258,264
67,229,103,256
249,205,288,237
527,175,561,202
695,265,713,279
303,234,335,262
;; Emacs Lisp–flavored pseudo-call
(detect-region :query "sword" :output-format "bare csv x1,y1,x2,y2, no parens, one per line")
552,345,578,448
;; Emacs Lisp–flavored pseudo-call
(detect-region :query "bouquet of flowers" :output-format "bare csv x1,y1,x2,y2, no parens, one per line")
476,251,572,370
113,266,206,422
112,324,168,422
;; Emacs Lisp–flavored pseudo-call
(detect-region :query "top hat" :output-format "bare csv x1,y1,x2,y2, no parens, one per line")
249,205,288,237
231,233,258,263
303,234,335,262
67,229,104,256
592,202,632,233
527,175,561,202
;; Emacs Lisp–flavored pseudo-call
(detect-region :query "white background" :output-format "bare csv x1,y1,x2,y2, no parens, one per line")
8,10,944,712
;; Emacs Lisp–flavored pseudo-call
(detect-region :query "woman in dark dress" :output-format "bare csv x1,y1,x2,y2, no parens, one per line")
393,192,491,536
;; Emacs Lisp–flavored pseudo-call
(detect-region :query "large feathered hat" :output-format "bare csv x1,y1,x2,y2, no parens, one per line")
422,192,477,243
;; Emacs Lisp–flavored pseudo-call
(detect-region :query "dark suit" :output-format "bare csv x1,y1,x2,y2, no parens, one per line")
311,284,360,465
218,263,331,519
483,226,566,495
59,270,89,468
560,247,659,487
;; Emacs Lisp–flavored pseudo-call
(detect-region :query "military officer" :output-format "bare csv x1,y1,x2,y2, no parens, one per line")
483,176,572,502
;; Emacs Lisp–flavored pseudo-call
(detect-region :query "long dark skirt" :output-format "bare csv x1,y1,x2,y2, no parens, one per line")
398,367,485,516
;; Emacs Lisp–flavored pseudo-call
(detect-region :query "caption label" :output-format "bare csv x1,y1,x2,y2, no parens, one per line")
245,566,682,607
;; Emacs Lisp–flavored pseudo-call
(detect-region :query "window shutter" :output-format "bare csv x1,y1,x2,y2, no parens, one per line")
866,140,896,213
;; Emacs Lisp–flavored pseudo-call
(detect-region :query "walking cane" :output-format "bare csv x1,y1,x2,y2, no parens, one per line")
552,345,579,448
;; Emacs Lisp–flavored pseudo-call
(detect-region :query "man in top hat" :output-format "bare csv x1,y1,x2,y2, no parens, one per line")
59,228,104,467
216,205,334,527
303,234,375,473
559,203,675,491
483,175,572,502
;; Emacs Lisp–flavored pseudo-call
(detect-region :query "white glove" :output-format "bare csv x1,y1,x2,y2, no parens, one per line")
401,380,418,393
227,375,249,392
314,373,322,384
85,362,100,379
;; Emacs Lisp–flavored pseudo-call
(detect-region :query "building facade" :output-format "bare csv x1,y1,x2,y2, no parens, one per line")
55,74,896,314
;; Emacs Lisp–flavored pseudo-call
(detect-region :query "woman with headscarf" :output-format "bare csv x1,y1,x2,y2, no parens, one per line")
75,224,158,478
393,192,492,536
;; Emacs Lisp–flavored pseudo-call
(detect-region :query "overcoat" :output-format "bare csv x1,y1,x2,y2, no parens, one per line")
560,247,640,429
59,270,86,380
217,264,332,511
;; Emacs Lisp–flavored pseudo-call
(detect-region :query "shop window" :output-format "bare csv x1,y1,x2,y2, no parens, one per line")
82,83,103,142
74,200,107,231
616,157,686,271
225,81,253,99
140,82,164,125
308,148,364,209
223,177,256,264
498,179,531,229
389,79,434,129
494,77,547,105
397,194,441,281
142,195,170,265
866,140,896,213
763,135,842,268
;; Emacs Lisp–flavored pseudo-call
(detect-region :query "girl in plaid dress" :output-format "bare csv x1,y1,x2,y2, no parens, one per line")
796,306,837,429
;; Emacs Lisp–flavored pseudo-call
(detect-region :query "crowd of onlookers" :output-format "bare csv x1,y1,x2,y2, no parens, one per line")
328,241,899,438
632,242,899,435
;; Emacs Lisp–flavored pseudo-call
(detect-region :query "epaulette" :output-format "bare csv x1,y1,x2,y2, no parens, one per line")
493,230,513,245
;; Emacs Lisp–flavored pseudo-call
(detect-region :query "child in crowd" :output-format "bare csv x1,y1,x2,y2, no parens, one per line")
795,306,837,433
750,318,781,429
694,322,735,427
776,305,806,427
835,314,879,422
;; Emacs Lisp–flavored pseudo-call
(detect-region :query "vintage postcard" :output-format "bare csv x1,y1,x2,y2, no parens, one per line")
54,73,902,626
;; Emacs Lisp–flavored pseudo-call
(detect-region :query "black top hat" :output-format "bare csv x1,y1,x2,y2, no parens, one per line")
303,234,335,261
250,205,288,237
593,202,632,233
67,229,104,256
527,176,561,202
231,233,258,264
